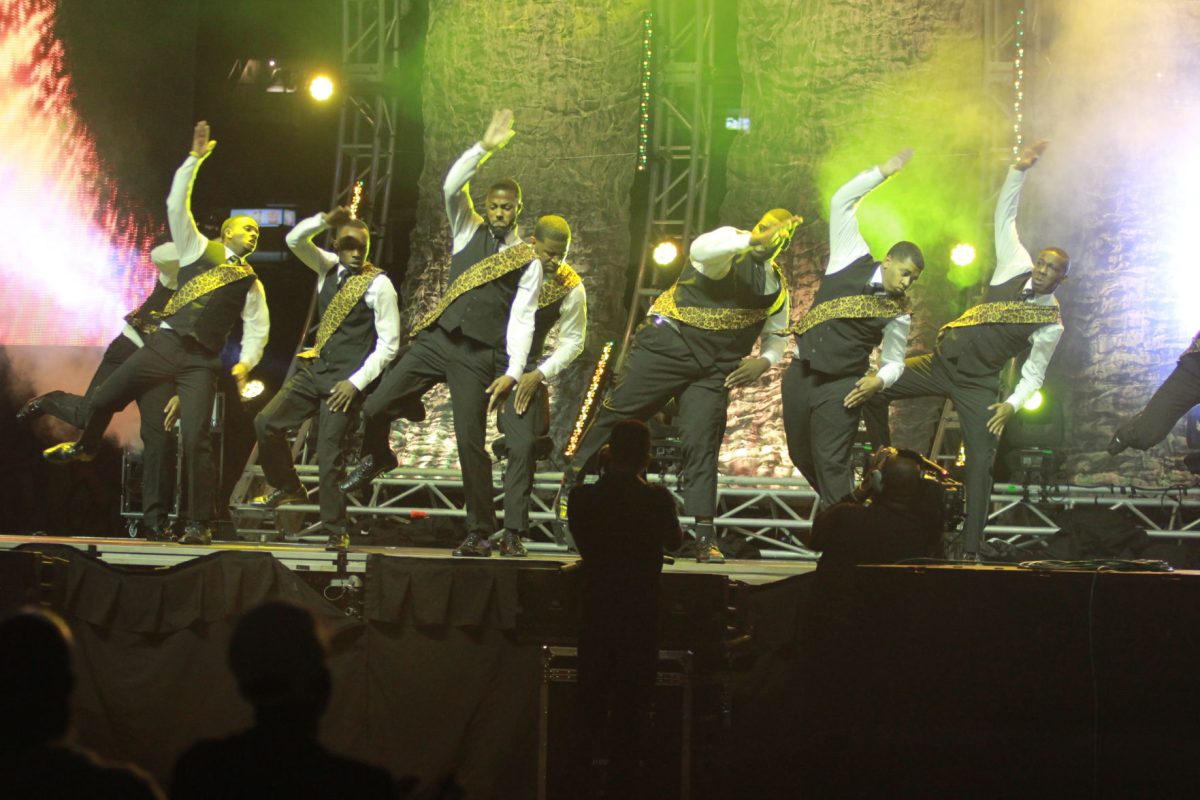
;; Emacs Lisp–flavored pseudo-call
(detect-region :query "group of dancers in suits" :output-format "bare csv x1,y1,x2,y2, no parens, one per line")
18,111,1200,561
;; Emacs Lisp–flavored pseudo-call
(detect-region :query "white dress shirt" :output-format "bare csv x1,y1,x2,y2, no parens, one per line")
992,167,1064,411
285,212,401,390
537,282,587,380
817,167,910,387
443,142,541,379
165,151,269,369
672,226,789,366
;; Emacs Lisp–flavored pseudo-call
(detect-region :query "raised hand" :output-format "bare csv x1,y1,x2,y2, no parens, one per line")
481,109,516,152
749,214,803,250
191,120,215,157
880,147,913,178
1014,139,1050,171
324,205,354,228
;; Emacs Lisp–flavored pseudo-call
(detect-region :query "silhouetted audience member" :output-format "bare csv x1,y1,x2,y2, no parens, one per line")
170,601,398,799
568,419,684,798
798,448,945,793
0,607,163,799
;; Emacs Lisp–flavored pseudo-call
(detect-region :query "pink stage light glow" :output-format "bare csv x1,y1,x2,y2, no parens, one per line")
0,0,158,347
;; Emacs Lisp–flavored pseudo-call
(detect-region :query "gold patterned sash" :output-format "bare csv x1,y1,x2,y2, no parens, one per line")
298,265,384,359
787,293,908,337
154,262,255,322
411,243,536,336
539,264,582,309
939,301,1060,333
649,264,788,331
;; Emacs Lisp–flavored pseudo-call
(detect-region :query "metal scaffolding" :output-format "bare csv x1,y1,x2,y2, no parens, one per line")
620,0,717,353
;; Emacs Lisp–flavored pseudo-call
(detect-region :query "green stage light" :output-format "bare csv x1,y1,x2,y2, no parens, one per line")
950,242,976,266
1022,389,1043,412
652,241,678,266
309,75,334,102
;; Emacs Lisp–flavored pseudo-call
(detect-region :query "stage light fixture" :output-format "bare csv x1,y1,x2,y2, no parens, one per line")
652,240,678,266
241,380,265,400
950,243,976,266
1022,390,1044,412
309,75,334,102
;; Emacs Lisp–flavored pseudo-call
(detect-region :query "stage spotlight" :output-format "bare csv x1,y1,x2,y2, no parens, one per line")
308,74,335,102
1022,389,1044,412
652,240,679,266
950,243,976,266
241,380,265,401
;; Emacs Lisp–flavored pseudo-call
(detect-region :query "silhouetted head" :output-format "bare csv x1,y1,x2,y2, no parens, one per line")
606,419,652,474
875,449,924,509
228,602,331,723
0,608,74,749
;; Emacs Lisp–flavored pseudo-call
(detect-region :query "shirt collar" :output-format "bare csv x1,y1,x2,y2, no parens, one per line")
1022,276,1055,305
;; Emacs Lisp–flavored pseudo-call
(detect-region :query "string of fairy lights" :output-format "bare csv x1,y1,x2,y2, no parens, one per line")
349,179,364,219
1012,6,1025,156
637,11,654,172
564,340,614,458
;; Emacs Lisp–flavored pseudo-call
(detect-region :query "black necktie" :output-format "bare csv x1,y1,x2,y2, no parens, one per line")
1019,287,1035,301
317,267,342,314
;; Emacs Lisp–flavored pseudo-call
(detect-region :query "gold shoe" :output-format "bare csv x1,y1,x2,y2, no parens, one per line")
42,442,95,464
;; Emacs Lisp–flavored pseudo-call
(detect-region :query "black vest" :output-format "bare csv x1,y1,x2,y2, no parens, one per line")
312,268,380,382
795,254,891,377
436,224,527,348
669,252,784,371
530,294,568,366
125,280,176,334
164,251,256,355
937,271,1048,377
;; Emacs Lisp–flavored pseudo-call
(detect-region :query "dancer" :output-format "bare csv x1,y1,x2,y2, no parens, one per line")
250,207,399,550
782,148,923,511
23,245,180,539
48,121,270,545
495,251,587,556
339,109,547,558
866,140,1066,559
1107,330,1200,454
558,210,800,563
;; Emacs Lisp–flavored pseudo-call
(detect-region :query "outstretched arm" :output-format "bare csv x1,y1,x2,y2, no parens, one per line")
486,259,543,413
444,109,515,250
828,148,912,273
166,121,216,267
515,283,588,414
231,279,270,392
992,140,1047,284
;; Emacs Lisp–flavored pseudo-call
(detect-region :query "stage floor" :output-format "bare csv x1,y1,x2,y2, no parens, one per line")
0,534,814,585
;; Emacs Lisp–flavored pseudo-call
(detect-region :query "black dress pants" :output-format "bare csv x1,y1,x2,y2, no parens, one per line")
41,334,174,530
498,384,549,531
254,362,358,534
563,322,728,518
79,329,220,523
361,327,502,536
1114,353,1200,449
867,353,1000,554
781,359,861,510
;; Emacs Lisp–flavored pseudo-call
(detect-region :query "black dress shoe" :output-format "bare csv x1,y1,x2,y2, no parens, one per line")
146,527,177,543
453,533,492,557
42,441,95,464
250,487,308,509
498,529,528,558
1106,432,1128,456
339,453,399,493
695,531,726,564
179,523,213,546
16,392,59,424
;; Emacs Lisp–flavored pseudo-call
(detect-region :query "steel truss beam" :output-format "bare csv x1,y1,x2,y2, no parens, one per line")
231,466,1200,559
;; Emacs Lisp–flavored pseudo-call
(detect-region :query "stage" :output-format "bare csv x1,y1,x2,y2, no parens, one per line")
5,534,1200,797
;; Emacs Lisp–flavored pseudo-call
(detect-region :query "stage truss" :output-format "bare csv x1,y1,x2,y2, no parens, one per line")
230,465,1200,559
